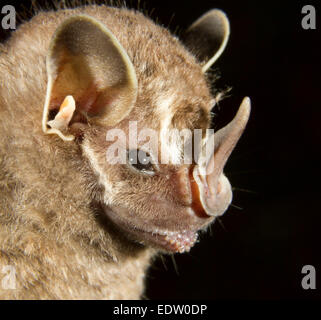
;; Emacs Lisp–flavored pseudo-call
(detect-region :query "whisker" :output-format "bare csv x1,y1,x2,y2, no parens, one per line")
167,13,176,30
230,204,243,210
232,187,258,195
160,255,168,271
170,254,179,276
216,217,227,232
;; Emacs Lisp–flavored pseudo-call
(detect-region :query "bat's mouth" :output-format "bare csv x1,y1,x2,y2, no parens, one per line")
132,227,198,253
102,204,198,253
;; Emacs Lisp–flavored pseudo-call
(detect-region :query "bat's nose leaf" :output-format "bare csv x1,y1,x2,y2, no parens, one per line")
208,96,251,189
193,97,251,216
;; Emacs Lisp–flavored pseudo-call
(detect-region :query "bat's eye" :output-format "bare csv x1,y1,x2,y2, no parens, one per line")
127,149,155,175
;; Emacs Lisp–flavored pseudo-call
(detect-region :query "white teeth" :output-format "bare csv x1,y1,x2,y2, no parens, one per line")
162,230,198,252
148,228,198,252
156,230,175,236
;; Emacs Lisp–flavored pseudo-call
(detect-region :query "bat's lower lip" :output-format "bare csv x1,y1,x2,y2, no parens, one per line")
102,205,198,253
132,227,198,253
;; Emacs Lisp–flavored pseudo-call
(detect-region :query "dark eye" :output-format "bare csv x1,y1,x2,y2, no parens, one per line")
127,149,155,175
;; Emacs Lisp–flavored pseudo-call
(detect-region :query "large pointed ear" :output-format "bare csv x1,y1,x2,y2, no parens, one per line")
182,9,230,73
42,15,137,141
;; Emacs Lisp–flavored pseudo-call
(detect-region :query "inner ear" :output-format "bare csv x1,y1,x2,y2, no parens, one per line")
42,15,137,141
182,9,230,73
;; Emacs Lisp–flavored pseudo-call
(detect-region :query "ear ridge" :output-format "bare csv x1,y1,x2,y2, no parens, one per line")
182,9,230,73
42,14,138,141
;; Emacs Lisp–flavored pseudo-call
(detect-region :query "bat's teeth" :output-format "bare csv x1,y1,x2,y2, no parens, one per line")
160,230,198,253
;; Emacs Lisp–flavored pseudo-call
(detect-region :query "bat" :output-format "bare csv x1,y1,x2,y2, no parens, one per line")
0,3,250,299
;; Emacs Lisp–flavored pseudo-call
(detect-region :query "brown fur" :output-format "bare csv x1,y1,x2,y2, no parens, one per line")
0,4,231,299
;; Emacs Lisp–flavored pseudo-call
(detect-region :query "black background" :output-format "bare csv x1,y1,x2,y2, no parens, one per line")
0,0,320,299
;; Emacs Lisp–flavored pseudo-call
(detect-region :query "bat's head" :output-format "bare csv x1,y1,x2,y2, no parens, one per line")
42,9,250,253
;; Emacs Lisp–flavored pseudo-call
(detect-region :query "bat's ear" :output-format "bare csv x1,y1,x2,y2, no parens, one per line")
182,9,230,73
42,15,137,141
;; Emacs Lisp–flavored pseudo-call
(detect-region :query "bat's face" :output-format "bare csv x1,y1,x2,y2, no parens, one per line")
43,9,250,253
